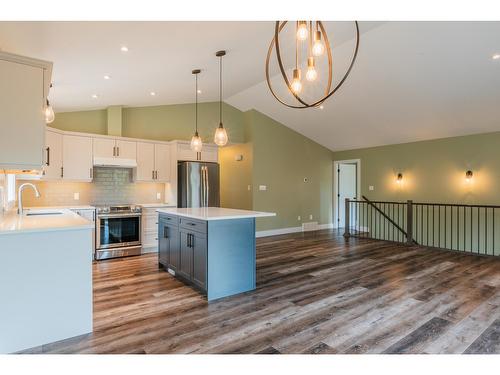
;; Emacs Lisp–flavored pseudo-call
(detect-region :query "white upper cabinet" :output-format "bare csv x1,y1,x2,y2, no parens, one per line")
116,140,136,160
0,52,52,170
63,135,93,181
93,138,115,159
42,129,63,180
176,142,218,163
136,142,171,182
136,142,155,181
155,144,171,182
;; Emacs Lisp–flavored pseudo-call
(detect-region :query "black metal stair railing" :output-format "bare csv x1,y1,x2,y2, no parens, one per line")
343,197,500,256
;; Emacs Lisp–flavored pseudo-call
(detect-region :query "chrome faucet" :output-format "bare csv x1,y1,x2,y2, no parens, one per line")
17,183,41,215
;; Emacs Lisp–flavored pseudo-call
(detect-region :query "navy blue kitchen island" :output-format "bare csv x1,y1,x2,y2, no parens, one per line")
157,207,275,301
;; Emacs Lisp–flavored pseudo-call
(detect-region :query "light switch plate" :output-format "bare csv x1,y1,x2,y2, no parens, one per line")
259,185,267,191
156,192,161,200
298,216,301,221
73,192,80,200
247,185,251,191
369,185,374,191
309,214,313,220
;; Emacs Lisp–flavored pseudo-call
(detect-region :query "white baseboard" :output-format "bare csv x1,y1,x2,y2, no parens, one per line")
142,246,158,254
256,223,334,238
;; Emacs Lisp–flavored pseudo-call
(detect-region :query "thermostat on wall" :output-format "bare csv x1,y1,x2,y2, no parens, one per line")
235,154,243,161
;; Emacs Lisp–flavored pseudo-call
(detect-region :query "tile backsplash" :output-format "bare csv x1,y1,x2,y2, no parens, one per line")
18,167,167,207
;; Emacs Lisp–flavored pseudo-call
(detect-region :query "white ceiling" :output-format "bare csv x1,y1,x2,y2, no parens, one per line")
1,21,500,151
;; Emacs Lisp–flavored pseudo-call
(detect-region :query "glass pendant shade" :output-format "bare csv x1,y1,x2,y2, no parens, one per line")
306,57,318,81
214,124,228,146
291,68,302,94
190,131,203,152
297,21,308,41
45,101,55,124
312,30,325,56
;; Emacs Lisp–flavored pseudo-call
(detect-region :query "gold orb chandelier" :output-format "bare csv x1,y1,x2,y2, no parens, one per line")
265,21,360,109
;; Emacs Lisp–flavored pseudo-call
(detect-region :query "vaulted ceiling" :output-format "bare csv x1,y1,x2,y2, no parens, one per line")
1,21,500,151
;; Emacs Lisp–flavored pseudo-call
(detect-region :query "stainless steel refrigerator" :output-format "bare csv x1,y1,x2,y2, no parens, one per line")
177,161,220,208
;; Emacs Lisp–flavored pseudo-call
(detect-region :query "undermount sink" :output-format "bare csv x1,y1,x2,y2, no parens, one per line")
25,210,64,216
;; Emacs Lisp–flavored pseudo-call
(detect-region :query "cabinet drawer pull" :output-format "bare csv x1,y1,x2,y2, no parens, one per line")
46,147,50,166
164,227,169,238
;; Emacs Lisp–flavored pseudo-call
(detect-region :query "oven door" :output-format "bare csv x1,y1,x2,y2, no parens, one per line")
97,214,141,249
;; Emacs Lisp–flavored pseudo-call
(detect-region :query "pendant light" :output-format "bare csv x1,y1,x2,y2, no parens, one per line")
45,83,55,124
214,50,228,147
190,69,203,152
265,21,360,109
45,99,55,124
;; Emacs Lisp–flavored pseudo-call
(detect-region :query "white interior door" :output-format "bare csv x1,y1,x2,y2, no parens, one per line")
337,163,357,229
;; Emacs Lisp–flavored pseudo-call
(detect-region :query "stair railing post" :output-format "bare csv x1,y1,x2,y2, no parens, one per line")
406,200,413,245
344,198,350,238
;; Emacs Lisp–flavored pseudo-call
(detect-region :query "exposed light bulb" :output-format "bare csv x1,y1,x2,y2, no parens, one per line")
312,30,325,56
296,21,308,41
190,132,203,152
45,101,55,124
214,124,228,146
291,69,302,94
306,57,317,81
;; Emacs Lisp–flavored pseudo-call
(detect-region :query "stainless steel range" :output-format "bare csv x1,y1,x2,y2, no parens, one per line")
95,205,142,260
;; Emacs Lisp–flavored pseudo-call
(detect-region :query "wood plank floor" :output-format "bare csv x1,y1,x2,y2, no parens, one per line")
22,229,500,354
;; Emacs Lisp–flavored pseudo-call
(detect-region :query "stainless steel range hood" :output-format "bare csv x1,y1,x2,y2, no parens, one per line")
93,157,137,168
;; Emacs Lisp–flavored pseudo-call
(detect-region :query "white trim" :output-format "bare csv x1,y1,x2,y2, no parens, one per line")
255,223,334,238
333,158,361,229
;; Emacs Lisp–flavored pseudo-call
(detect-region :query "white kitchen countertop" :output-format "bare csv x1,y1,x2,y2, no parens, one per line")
26,205,96,210
157,207,276,221
139,203,176,208
0,208,94,236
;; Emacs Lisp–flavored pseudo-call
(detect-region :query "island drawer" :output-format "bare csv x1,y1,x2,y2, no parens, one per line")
180,217,207,234
160,214,179,226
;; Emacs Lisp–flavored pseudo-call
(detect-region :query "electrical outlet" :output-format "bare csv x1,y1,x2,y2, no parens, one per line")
247,185,251,191
298,216,301,221
73,192,80,201
156,192,161,200
309,214,313,220
259,185,267,191
369,185,374,191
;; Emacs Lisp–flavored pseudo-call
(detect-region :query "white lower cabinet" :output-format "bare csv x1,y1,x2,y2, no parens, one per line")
141,206,168,253
70,208,96,261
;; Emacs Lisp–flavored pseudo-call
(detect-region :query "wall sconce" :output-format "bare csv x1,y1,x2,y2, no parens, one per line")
396,173,403,184
465,170,473,182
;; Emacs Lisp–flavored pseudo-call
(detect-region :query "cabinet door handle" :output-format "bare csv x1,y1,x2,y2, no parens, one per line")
164,227,168,238
152,170,155,180
46,147,50,166
117,147,120,157
155,170,158,180
113,146,116,157
61,167,64,178
190,234,194,248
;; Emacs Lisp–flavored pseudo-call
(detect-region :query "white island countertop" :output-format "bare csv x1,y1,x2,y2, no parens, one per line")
0,208,94,236
157,207,276,221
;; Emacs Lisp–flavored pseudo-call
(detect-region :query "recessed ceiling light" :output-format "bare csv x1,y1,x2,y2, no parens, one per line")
493,53,500,60
120,46,129,52
197,89,202,94
103,75,111,80
150,91,156,96
91,94,98,99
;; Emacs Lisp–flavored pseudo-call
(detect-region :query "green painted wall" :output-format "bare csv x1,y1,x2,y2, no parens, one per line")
332,131,500,205
122,102,245,143
245,110,334,231
51,109,107,135
219,143,253,210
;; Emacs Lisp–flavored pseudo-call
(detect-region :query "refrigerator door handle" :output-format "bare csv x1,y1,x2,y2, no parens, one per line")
200,166,205,207
205,165,209,207
203,166,208,207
